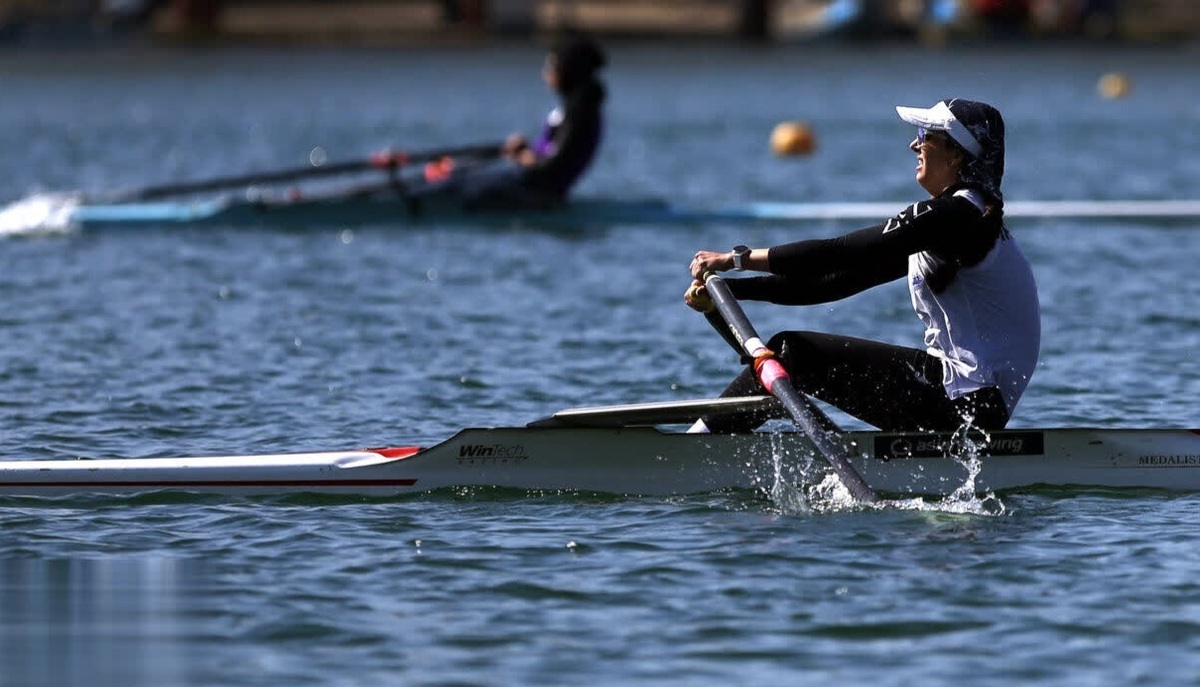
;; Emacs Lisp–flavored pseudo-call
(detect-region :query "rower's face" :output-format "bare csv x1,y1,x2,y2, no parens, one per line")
909,128,964,197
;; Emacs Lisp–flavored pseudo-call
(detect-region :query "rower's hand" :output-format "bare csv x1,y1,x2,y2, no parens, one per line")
684,280,714,313
513,149,538,167
501,134,528,158
689,250,733,279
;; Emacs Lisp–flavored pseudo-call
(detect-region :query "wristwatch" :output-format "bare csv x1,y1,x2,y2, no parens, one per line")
731,245,751,271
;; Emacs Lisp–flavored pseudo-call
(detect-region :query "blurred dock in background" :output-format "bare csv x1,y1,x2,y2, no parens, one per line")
1,0,1197,46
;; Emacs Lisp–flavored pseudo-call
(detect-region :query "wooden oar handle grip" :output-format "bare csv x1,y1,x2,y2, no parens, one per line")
684,282,715,313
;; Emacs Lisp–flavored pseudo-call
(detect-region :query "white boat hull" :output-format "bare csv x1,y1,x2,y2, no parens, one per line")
2,426,1198,498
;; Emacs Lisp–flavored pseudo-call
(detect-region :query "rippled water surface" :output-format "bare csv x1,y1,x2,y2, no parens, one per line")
1,41,1199,686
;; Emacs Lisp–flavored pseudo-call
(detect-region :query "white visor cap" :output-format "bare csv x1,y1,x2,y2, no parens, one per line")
896,101,983,157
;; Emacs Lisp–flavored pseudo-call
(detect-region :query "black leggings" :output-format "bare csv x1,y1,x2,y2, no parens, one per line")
703,331,1010,433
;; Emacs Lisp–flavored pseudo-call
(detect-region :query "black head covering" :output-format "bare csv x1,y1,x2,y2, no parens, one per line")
551,33,606,95
945,98,1005,203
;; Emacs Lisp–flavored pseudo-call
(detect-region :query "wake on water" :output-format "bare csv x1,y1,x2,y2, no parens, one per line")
0,193,81,237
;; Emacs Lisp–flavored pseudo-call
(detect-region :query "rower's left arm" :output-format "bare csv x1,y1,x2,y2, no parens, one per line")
727,197,981,304
727,263,905,305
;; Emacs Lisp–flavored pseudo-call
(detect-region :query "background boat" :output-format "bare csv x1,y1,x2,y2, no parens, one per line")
7,188,1200,235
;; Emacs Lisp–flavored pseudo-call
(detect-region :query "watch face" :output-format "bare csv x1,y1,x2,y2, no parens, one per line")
733,245,749,270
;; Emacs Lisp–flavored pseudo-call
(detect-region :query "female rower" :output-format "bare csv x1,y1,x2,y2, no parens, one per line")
685,99,1040,433
493,31,607,203
382,34,606,211
420,32,606,209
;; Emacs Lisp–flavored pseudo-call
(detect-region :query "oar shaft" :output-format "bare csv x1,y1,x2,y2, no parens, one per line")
703,310,746,359
120,160,366,201
769,381,879,502
702,273,879,503
103,142,502,202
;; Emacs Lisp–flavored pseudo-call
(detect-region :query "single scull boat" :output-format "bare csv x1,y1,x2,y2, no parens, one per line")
5,192,1200,235
1,397,1197,498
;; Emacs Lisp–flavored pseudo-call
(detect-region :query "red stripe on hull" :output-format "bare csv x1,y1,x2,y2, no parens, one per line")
0,479,418,488
364,446,422,458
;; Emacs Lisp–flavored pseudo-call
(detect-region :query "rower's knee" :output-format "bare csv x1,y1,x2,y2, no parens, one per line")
768,331,824,369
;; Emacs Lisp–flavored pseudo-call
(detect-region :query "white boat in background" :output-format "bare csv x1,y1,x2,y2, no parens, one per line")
4,190,1200,235
1,397,1197,499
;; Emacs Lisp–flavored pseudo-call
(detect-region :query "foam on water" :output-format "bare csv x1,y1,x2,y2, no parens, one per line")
0,193,80,237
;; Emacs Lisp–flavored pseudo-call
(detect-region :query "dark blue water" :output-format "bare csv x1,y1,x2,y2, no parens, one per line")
1,42,1199,686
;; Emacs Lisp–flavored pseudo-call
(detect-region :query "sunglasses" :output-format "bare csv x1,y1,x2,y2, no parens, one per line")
917,128,962,151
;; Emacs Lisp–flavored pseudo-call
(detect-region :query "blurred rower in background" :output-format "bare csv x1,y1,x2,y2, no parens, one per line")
496,31,607,204
411,31,607,210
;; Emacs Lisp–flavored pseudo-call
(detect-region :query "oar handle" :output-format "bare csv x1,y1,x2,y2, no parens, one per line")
701,272,879,503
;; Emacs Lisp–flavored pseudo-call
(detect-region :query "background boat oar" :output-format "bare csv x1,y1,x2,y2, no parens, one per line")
94,142,503,203
700,273,880,503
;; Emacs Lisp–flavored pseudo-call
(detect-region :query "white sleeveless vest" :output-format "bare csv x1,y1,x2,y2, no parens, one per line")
908,190,1041,412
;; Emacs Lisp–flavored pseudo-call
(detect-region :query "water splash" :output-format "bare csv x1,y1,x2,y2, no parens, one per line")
761,421,1006,517
761,430,861,515
0,193,81,237
891,421,1007,516
764,432,812,516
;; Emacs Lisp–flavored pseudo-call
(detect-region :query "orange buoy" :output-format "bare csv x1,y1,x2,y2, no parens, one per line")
770,121,816,157
1097,72,1131,99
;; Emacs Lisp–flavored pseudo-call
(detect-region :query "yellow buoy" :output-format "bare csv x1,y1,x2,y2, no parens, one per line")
770,121,816,157
1097,72,1131,99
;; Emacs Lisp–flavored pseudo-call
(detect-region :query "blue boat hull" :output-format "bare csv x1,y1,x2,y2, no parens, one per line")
6,191,1200,235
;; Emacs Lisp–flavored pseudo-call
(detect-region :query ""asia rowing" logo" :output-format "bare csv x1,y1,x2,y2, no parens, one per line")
873,431,1045,460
